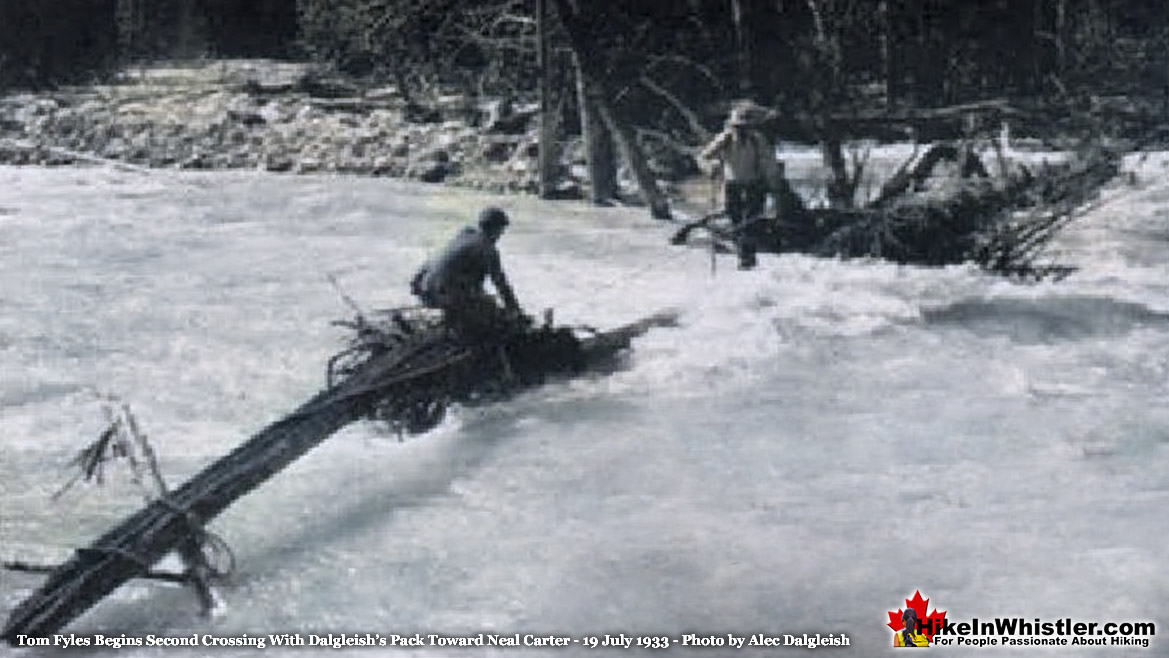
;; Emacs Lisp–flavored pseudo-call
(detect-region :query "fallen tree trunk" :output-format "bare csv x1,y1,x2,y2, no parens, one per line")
4,561,193,585
870,142,989,209
1,368,387,642
2,309,677,642
670,140,1121,277
1,315,487,640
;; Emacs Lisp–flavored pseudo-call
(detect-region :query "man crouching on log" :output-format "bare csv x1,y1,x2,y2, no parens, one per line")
699,102,779,270
411,206,529,340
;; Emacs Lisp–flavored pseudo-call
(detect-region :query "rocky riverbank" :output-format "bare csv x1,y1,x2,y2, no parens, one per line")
0,60,590,197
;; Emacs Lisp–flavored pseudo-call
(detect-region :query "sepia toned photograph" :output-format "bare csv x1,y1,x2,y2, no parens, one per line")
1,1,1164,655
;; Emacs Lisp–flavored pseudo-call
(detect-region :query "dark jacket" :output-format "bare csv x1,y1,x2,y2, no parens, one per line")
411,225,520,312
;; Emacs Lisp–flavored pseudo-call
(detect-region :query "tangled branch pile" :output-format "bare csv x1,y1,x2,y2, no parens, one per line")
327,308,585,436
678,140,1122,278
967,144,1122,276
813,142,1119,276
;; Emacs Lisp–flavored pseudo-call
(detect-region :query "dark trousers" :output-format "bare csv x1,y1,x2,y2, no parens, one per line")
419,288,510,343
725,179,766,267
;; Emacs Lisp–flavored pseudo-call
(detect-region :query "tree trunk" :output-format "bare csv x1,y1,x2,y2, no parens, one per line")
594,96,671,219
174,0,205,58
1,307,680,642
1,324,478,641
731,0,752,94
553,0,670,219
575,54,617,203
1054,0,1067,80
536,0,560,199
0,381,377,641
881,0,897,104
821,132,854,209
806,0,854,209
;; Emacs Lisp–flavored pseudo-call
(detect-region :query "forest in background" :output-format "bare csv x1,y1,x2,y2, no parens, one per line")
3,1,1166,120
1,1,1166,214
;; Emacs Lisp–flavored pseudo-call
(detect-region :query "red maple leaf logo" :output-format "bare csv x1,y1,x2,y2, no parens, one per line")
888,590,947,642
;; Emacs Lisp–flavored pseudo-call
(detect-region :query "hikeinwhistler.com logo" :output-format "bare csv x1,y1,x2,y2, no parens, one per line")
887,590,1155,649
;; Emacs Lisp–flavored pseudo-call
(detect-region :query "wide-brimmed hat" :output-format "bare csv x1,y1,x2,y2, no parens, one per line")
727,101,767,126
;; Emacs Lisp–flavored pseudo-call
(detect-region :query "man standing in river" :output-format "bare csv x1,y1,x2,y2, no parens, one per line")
699,101,779,270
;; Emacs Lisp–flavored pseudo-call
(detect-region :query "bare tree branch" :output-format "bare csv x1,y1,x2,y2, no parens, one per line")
638,75,711,143
644,54,723,90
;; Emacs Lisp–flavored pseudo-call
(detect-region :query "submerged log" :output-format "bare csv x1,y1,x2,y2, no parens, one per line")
2,309,676,642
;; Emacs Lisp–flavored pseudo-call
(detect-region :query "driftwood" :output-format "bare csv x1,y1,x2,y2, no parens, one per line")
12,401,230,616
0,138,155,173
328,307,678,435
4,561,190,585
670,140,1120,278
1,382,372,641
870,142,988,209
2,308,676,643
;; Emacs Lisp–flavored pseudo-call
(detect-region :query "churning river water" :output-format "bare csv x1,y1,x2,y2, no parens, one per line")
1,156,1167,656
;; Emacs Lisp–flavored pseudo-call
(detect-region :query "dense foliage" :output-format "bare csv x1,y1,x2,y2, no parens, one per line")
1,0,1165,136
0,0,297,88
0,0,119,88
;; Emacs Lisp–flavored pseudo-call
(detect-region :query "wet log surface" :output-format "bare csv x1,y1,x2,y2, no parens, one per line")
2,309,676,643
